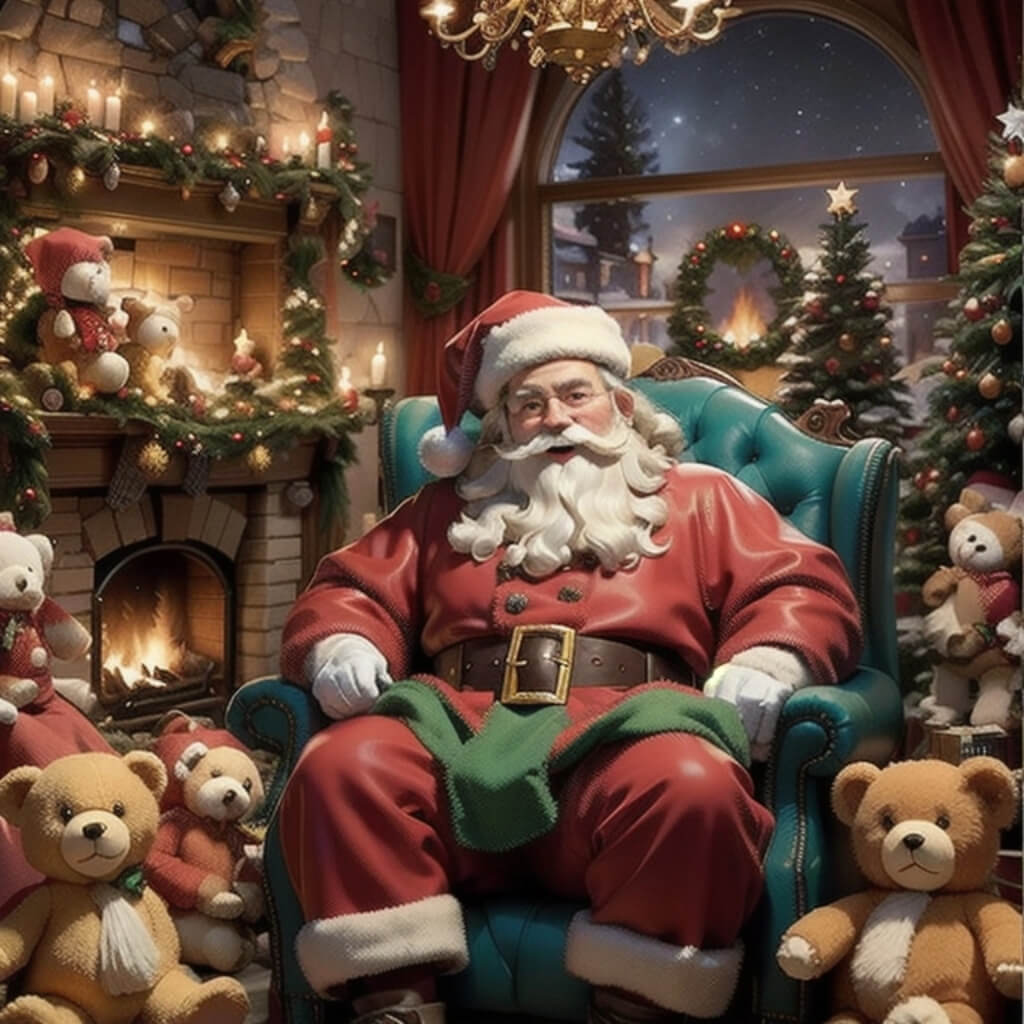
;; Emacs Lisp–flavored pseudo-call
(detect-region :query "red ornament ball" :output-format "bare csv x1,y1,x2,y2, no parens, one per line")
835,274,846,284
21,488,36,502
306,373,321,385
825,357,841,375
962,297,983,321
945,406,960,423
904,528,920,545
981,293,1003,313
690,255,701,266
231,431,244,442
861,293,879,312
990,318,1013,345
941,360,956,375
965,427,985,451
696,241,707,252
181,144,193,156
728,222,746,238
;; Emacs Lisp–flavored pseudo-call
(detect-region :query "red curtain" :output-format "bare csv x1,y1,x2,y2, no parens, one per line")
398,3,538,396
906,0,1022,262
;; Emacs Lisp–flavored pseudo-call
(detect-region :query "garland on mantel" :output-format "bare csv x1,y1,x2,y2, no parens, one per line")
0,90,382,529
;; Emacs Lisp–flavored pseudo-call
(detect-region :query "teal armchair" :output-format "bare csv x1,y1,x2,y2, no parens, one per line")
227,357,904,1024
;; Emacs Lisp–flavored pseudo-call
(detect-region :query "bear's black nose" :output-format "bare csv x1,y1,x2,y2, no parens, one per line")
82,822,106,840
15,577,27,592
222,790,237,805
902,833,925,851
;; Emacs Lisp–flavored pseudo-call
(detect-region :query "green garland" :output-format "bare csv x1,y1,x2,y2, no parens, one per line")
0,96,383,529
666,222,805,370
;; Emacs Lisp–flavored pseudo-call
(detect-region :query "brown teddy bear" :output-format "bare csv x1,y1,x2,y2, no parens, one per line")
776,756,1022,1024
920,488,1023,728
23,227,131,396
147,714,265,973
119,294,196,404
0,750,249,1024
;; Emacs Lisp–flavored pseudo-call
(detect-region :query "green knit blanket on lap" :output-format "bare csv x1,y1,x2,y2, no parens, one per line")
372,681,749,853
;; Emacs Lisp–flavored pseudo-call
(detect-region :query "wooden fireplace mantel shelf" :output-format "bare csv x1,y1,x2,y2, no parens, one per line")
43,413,320,491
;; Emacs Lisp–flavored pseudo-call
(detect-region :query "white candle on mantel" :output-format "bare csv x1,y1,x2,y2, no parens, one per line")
18,90,37,124
282,136,292,159
370,342,388,388
316,110,332,169
86,84,102,124
103,93,121,132
298,130,311,163
38,75,54,116
1,74,17,119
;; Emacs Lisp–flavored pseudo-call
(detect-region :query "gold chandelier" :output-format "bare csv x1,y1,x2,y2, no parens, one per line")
419,1,741,83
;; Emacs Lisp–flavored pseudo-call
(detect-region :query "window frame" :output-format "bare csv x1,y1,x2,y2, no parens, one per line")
513,1,958,314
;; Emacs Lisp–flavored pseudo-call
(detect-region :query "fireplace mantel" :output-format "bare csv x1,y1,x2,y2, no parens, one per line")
42,413,320,491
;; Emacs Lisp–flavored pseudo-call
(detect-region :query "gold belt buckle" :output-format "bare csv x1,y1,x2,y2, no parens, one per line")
499,624,576,706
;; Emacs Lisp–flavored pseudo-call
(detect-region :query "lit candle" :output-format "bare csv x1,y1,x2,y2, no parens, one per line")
141,118,154,136
103,93,121,132
38,75,54,116
298,130,311,162
18,90,37,124
370,342,388,388
256,134,267,153
316,110,332,169
86,84,102,123
1,73,17,119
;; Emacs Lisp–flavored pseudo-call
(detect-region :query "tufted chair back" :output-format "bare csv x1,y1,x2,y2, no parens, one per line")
228,358,904,1024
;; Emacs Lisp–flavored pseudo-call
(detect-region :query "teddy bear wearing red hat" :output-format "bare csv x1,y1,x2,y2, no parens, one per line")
24,226,131,395
147,712,265,973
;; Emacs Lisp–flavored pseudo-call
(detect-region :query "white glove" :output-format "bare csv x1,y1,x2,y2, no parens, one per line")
705,663,794,760
307,633,393,720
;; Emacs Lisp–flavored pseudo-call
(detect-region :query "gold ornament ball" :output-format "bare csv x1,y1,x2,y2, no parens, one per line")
138,440,170,479
991,318,1013,345
978,373,1003,399
879,335,892,348
247,444,272,474
1003,154,1024,189
838,333,856,351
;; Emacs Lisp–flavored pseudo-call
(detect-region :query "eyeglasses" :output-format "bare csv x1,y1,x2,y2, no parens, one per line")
505,385,610,423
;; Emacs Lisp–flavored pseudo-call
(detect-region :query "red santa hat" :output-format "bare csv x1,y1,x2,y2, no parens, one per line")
150,711,250,809
24,227,113,301
419,290,631,478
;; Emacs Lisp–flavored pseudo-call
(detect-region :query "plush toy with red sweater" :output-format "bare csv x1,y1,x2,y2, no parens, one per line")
24,226,130,395
147,713,265,973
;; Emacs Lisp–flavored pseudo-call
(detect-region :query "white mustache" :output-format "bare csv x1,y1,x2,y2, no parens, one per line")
493,418,634,462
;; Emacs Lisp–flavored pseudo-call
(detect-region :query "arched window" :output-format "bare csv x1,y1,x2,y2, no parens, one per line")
522,9,955,369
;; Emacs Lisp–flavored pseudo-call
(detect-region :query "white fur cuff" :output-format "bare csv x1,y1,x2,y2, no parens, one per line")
295,894,469,995
729,645,813,690
565,911,743,1018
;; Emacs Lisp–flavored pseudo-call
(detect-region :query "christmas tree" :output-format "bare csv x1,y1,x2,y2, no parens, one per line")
568,70,659,258
896,101,1024,694
776,182,912,443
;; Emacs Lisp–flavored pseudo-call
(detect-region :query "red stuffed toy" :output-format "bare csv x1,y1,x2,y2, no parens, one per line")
147,713,266,973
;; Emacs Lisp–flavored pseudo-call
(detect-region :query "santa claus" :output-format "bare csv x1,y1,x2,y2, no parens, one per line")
278,291,862,1024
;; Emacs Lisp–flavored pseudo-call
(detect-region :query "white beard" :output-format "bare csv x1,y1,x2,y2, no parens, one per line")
448,413,675,577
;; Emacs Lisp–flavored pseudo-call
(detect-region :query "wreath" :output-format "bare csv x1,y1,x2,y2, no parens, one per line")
666,222,805,370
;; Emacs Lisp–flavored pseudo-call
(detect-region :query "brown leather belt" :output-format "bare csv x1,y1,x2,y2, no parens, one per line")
432,624,693,706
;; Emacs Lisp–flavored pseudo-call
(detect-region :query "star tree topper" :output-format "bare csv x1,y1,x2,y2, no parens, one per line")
826,181,858,217
996,102,1024,143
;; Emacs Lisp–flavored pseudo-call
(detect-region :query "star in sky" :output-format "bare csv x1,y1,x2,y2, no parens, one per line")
826,181,858,216
996,102,1024,142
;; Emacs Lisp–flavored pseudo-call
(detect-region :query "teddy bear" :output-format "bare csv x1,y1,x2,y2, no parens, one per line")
0,749,249,1024
920,488,1023,728
776,756,1022,1024
119,293,197,405
147,713,266,973
23,226,131,396
0,511,109,771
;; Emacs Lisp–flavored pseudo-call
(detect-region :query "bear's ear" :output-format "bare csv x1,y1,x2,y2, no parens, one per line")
958,488,990,513
123,750,167,802
944,503,976,531
174,294,195,314
831,762,881,825
960,756,1019,830
23,533,54,575
0,766,42,826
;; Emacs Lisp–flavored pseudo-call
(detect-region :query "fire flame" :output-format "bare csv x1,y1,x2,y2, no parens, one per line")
719,286,767,349
102,586,185,688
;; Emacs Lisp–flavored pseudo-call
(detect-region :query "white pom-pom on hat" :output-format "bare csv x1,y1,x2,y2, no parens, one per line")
419,424,475,479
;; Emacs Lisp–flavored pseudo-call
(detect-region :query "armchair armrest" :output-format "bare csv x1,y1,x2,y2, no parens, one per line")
753,666,903,1023
225,676,325,823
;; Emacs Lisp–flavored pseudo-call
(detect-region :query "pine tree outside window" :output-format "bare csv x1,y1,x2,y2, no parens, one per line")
519,9,956,413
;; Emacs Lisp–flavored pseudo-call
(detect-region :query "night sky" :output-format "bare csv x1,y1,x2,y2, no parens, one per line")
551,13,946,287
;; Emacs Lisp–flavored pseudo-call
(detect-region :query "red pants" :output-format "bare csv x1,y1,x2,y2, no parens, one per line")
280,715,773,952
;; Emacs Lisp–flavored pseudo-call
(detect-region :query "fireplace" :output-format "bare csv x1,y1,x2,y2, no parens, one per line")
93,541,234,729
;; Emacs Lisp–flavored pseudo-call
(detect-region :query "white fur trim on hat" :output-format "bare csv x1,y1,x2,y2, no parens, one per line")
174,741,209,780
565,911,743,1017
418,424,475,478
476,305,630,412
